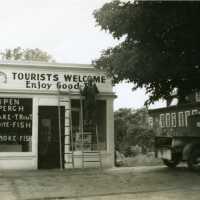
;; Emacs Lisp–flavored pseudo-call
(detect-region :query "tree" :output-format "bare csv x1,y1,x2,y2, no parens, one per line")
93,1,200,105
0,47,55,62
114,108,133,151
114,107,155,155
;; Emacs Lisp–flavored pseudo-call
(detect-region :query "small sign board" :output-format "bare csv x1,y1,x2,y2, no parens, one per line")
0,98,32,147
75,132,92,151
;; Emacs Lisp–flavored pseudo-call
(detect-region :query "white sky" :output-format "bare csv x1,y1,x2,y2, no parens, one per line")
0,0,164,110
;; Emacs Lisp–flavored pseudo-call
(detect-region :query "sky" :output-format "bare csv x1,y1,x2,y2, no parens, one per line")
0,0,164,110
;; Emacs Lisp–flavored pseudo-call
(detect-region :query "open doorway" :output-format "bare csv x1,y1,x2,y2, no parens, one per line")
38,106,64,169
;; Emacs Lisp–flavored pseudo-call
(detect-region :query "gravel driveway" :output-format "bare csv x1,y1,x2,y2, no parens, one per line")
0,165,199,200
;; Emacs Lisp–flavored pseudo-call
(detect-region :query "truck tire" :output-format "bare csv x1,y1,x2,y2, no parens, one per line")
162,158,180,168
187,149,200,171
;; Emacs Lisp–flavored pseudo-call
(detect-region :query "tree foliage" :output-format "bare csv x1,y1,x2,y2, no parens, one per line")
93,1,200,105
0,47,55,62
114,107,155,155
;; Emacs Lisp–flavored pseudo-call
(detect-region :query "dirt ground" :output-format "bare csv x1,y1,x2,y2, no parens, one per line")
0,165,200,200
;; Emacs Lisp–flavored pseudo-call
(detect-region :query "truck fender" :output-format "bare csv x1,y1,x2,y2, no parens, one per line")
182,143,200,161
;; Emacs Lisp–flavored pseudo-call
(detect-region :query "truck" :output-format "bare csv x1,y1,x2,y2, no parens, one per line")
148,103,200,171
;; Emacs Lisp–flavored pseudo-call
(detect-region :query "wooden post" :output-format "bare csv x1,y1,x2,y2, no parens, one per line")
58,92,63,170
79,88,84,168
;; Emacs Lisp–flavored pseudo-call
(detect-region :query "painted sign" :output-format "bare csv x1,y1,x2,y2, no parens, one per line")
0,98,32,150
149,105,200,137
0,67,112,93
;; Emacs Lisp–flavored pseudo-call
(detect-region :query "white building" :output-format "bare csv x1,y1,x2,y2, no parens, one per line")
0,61,115,169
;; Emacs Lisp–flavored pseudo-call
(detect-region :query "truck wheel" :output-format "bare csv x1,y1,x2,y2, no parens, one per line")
187,149,200,171
162,158,180,168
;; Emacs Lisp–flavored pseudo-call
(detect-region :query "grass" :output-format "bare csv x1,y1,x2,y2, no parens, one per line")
120,153,163,167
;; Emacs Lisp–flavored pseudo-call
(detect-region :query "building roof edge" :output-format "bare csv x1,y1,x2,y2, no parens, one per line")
0,60,94,69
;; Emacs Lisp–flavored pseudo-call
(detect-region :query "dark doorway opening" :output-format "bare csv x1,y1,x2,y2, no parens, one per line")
38,106,64,169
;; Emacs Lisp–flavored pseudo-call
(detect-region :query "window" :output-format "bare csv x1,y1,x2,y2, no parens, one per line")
148,117,153,128
171,113,177,127
0,98,32,152
185,111,190,127
159,114,165,128
166,113,171,127
195,92,200,102
192,109,198,115
71,100,106,151
178,112,185,127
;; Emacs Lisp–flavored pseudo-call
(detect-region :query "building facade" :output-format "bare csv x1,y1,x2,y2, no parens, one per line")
0,61,115,169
